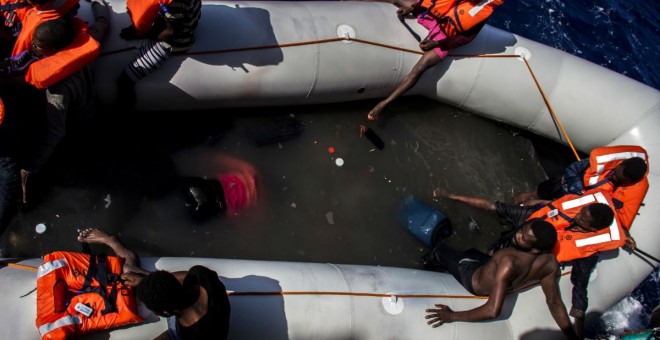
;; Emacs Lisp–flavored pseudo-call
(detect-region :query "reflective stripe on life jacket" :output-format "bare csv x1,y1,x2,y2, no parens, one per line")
24,18,100,89
527,190,625,262
36,251,143,340
582,145,649,230
10,0,79,57
419,0,502,37
126,0,172,36
583,145,648,187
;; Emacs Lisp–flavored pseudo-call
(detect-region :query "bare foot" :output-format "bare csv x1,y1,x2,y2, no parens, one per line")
367,102,386,121
77,228,112,245
432,187,454,199
513,191,536,204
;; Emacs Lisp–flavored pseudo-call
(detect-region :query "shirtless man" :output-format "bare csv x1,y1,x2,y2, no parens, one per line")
77,228,231,340
424,220,579,339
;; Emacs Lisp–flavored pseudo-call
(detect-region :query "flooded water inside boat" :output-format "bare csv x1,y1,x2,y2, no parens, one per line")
3,96,552,269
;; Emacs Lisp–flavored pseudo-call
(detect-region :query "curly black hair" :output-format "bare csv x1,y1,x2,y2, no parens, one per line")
33,19,74,52
588,203,614,230
530,219,557,252
135,271,191,314
621,157,647,183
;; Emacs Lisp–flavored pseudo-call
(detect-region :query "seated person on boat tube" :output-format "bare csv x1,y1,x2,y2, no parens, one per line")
116,0,201,109
515,145,649,233
423,219,580,339
433,187,628,337
363,0,503,121
78,228,232,340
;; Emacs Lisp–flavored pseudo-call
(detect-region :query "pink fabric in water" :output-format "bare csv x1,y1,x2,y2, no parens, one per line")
417,13,449,59
219,174,247,213
218,172,257,214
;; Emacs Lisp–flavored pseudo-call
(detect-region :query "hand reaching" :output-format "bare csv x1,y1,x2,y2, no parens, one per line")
425,304,454,327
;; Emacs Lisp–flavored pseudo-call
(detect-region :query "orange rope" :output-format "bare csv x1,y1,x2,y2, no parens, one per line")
0,261,38,272
3,259,570,300
522,58,581,161
227,270,571,299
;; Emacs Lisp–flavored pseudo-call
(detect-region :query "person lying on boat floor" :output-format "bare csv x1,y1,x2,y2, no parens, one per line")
117,0,202,109
433,186,629,337
361,0,502,121
423,220,579,339
78,228,231,340
514,145,648,233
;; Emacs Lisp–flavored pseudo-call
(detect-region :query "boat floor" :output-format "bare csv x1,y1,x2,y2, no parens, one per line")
2,96,566,269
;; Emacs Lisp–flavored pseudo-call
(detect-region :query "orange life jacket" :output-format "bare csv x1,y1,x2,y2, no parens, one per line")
36,251,143,340
419,0,503,37
126,0,172,36
11,0,80,57
527,190,625,263
582,145,649,230
24,18,100,89
0,97,4,126
0,0,29,29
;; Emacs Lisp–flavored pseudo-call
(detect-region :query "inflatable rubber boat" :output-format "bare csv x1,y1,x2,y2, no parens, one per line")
1,1,659,339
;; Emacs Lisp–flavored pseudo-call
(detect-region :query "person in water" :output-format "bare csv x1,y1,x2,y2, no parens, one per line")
423,219,579,339
78,228,231,340
363,0,502,120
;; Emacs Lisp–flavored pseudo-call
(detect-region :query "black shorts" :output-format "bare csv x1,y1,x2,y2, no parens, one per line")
427,243,490,295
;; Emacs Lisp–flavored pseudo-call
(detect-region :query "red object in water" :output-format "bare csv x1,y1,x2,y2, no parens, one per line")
328,147,335,154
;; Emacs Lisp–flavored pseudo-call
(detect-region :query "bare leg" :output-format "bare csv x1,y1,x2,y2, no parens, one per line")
368,50,443,120
77,228,149,275
433,187,496,211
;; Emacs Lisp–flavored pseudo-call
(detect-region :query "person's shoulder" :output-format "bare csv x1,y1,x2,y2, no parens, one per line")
536,253,559,274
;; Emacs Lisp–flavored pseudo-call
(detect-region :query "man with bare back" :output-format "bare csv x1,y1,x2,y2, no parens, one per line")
423,220,579,339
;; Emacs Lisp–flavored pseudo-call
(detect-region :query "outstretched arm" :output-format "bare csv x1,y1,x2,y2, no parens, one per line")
434,187,497,212
540,264,579,340
77,228,149,275
425,259,513,326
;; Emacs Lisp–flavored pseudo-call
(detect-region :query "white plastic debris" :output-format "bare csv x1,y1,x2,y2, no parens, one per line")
325,212,335,225
35,223,47,234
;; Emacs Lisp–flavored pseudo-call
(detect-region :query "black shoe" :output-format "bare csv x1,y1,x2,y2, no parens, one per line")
421,250,447,272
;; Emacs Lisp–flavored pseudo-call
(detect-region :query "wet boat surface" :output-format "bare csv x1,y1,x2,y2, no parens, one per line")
3,96,552,269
